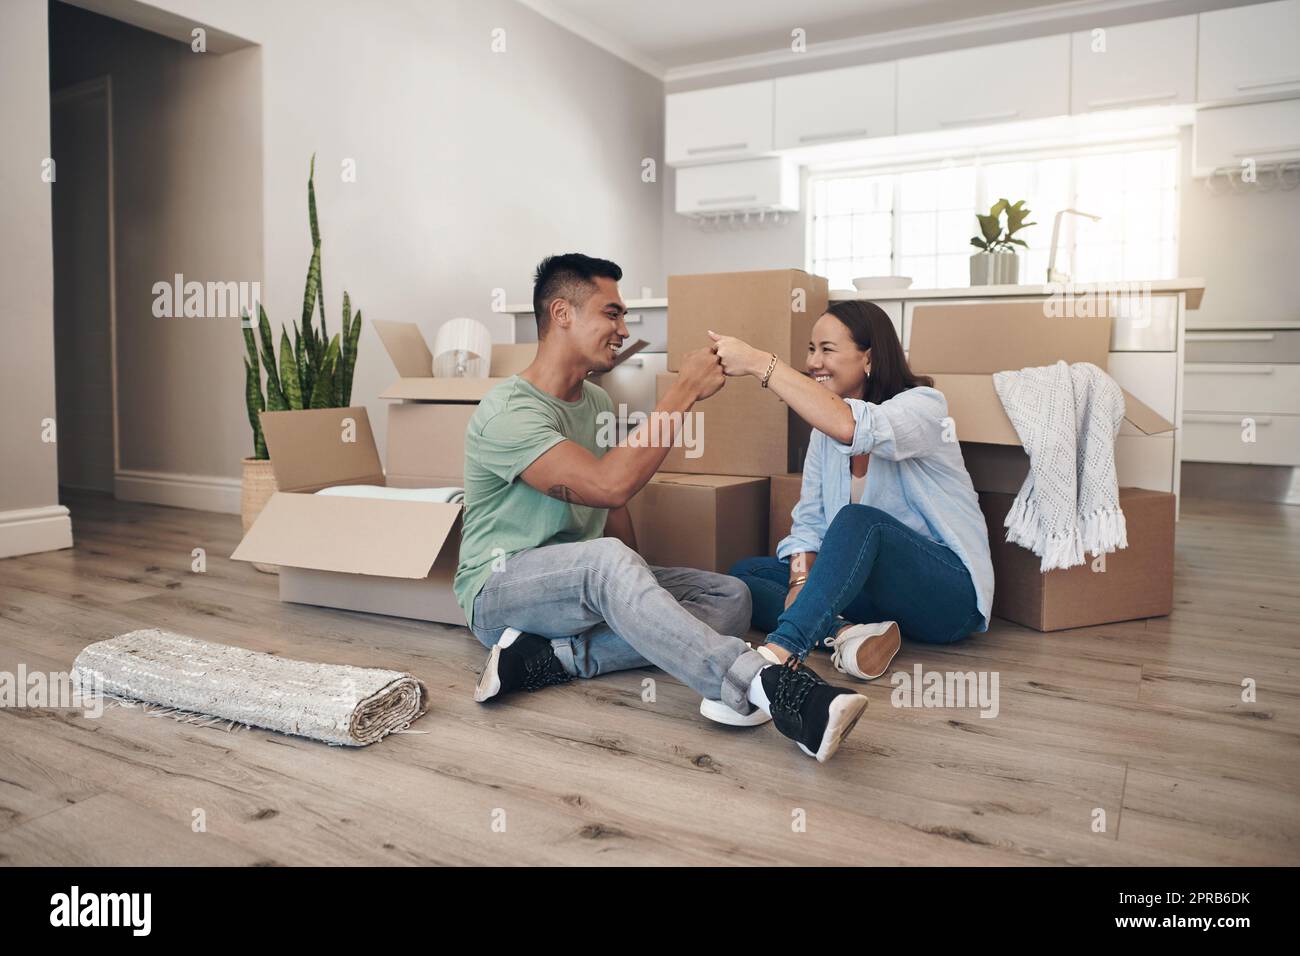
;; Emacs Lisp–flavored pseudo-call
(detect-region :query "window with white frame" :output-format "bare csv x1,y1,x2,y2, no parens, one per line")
809,139,1179,290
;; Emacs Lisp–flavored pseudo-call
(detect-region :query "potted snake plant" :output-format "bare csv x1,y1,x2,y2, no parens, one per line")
970,198,1035,286
239,155,363,572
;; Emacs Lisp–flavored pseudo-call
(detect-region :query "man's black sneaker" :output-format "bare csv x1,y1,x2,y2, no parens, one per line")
474,628,573,702
760,656,868,762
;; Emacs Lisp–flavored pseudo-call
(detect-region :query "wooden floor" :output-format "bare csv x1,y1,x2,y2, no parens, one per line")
0,490,1297,866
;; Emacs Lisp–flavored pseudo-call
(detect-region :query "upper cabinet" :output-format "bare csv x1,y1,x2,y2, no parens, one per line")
665,80,773,166
773,62,896,148
896,35,1070,134
1198,0,1300,104
1071,15,1197,113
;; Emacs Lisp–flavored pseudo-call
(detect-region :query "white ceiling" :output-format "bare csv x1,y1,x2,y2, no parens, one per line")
519,0,1098,74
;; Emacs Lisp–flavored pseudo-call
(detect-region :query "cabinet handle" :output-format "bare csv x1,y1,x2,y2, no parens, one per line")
686,142,748,155
1236,76,1300,92
938,109,1020,128
1185,332,1275,342
624,314,643,324
1086,91,1177,110
1185,413,1273,425
1233,145,1300,158
697,194,758,206
797,128,869,143
1185,364,1275,374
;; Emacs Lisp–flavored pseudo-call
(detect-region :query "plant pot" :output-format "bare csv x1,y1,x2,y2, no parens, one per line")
969,251,1020,286
240,457,279,574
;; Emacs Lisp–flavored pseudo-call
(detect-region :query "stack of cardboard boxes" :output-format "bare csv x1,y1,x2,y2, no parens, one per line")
624,270,828,575
757,297,1178,632
230,320,643,626
233,274,1177,635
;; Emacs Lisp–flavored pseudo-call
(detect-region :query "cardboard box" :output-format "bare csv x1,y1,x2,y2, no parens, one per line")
909,302,1174,445
768,472,803,555
372,319,537,402
666,269,828,371
656,373,812,476
980,487,1175,631
372,319,649,402
386,403,476,486
230,406,468,626
627,474,769,573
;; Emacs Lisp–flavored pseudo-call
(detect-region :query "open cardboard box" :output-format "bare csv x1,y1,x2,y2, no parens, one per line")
230,406,469,625
372,320,648,402
909,302,1176,631
908,302,1174,444
232,331,653,625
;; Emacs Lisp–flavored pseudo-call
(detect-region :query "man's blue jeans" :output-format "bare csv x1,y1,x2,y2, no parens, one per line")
730,504,983,659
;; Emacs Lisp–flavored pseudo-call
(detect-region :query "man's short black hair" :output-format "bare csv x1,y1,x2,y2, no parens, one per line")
532,253,623,337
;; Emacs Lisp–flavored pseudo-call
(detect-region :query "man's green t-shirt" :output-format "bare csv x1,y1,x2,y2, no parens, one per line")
454,375,614,628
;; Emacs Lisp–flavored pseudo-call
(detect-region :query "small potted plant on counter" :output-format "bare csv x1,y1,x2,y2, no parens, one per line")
240,155,363,572
970,198,1035,286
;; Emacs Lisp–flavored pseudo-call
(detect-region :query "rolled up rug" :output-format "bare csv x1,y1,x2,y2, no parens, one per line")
72,628,427,746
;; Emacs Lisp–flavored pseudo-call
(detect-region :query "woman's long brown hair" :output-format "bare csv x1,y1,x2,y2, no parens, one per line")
824,300,933,404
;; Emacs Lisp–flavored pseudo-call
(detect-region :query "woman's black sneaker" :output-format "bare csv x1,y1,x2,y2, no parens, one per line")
760,657,868,762
474,628,573,702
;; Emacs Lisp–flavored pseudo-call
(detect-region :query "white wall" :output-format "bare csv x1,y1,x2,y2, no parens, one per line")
138,0,665,473
0,0,62,515
16,0,665,511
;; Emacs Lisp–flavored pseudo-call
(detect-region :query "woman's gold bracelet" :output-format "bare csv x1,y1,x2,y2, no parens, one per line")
760,352,779,388
788,574,808,588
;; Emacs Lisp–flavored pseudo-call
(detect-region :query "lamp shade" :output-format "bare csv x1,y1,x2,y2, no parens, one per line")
432,317,493,378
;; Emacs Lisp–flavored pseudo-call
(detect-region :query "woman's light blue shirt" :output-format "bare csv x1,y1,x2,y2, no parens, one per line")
776,385,995,632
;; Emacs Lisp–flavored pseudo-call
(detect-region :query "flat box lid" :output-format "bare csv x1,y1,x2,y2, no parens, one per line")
650,473,768,490
381,377,511,402
260,406,383,492
230,491,460,579
931,373,1173,445
909,301,1113,373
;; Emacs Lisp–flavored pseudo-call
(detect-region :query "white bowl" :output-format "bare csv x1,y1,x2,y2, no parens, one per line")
851,276,913,291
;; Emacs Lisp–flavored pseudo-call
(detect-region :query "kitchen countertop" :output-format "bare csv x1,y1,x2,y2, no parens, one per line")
501,278,1205,313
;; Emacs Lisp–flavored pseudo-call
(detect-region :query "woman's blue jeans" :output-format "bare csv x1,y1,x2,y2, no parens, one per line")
729,504,983,659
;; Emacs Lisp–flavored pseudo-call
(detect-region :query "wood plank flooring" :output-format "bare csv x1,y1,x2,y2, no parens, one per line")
0,490,1295,865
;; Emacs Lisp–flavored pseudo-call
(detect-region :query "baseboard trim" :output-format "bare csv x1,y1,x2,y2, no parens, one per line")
0,504,74,559
115,469,241,515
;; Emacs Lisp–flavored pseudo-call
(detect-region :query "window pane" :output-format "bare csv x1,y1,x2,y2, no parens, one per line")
809,141,1177,287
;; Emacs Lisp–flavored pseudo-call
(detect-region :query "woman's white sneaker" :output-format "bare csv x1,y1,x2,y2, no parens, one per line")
824,621,901,681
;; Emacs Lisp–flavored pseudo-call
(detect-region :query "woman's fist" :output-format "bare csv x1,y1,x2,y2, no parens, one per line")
707,331,766,377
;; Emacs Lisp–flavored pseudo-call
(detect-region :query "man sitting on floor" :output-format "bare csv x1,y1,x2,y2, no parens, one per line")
452,253,868,762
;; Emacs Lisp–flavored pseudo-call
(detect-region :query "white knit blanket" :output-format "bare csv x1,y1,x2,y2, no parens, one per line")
992,360,1128,571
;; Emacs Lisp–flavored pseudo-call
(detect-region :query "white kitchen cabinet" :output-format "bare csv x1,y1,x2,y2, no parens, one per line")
1184,363,1300,415
674,158,798,215
1071,16,1197,113
1192,98,1300,175
774,62,895,149
896,35,1070,134
1197,0,1300,104
1183,413,1300,466
665,80,773,166
1108,352,1179,422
